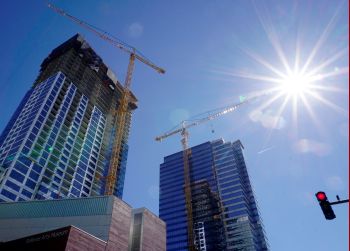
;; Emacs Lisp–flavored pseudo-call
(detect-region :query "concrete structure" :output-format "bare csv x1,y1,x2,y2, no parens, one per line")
0,34,137,202
0,196,165,251
159,139,269,251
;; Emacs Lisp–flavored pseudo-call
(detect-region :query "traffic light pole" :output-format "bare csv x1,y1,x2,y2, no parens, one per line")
330,199,349,205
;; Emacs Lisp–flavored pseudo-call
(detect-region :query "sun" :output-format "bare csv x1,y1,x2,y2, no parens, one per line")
212,0,348,133
279,72,311,96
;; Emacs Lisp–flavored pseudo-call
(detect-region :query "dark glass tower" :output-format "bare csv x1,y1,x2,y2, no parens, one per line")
0,34,137,202
159,139,269,251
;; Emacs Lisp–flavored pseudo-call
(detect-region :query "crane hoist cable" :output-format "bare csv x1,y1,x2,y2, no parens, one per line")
47,2,165,195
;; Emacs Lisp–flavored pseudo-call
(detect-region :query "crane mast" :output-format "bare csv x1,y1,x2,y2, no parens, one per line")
48,2,165,195
156,93,269,250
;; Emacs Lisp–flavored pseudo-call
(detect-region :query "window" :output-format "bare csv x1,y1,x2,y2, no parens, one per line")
54,176,61,183
220,179,240,189
77,168,84,176
9,170,25,183
39,185,48,193
28,133,36,141
225,203,246,212
25,179,36,189
223,197,244,206
39,158,46,166
29,171,39,180
18,156,32,166
32,164,42,173
5,180,20,192
225,209,247,219
75,174,83,183
1,189,16,200
73,181,82,190
21,189,32,198
13,162,29,175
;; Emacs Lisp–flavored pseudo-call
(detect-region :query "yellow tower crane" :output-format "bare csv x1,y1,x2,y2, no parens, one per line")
48,3,165,195
155,93,270,251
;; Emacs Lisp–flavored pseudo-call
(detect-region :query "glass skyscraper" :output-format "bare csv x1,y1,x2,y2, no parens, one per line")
0,34,137,202
159,139,269,251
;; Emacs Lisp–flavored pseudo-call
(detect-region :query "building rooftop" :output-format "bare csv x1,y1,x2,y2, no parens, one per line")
38,33,138,108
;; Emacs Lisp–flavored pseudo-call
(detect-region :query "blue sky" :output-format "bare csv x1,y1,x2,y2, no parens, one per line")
0,1,348,250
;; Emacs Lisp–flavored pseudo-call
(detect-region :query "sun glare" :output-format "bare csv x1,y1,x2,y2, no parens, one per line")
278,72,313,97
213,1,348,135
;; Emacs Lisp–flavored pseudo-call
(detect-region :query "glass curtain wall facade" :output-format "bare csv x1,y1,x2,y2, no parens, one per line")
159,139,269,251
212,140,268,251
0,34,137,202
159,141,226,251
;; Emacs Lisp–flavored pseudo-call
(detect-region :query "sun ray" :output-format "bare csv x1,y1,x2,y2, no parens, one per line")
276,95,291,127
239,47,287,78
252,0,293,75
211,68,283,84
294,33,302,74
305,48,348,77
306,90,348,116
310,66,349,81
299,92,328,137
292,94,298,132
308,84,347,94
263,94,290,148
255,91,285,112
301,2,344,74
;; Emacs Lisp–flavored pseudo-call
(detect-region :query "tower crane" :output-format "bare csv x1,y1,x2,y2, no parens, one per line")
155,93,270,250
48,3,165,195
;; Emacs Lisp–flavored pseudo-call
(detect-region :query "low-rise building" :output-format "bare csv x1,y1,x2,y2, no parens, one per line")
0,195,165,251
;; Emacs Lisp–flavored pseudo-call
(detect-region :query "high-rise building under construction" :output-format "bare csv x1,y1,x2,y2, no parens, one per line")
159,139,269,251
0,34,137,202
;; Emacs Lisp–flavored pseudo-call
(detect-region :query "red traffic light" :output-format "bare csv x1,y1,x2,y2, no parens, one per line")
315,191,337,220
316,192,327,201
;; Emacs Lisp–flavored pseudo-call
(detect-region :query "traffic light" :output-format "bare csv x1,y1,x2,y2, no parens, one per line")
315,191,336,220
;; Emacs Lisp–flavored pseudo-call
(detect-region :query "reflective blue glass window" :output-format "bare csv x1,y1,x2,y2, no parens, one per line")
29,171,39,180
1,189,16,200
13,162,29,175
32,164,42,173
25,179,36,189
71,187,80,196
225,209,247,219
75,174,83,183
9,170,25,183
220,179,240,189
77,168,84,176
39,185,48,193
73,181,82,190
21,189,32,198
5,180,20,192
221,191,243,200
